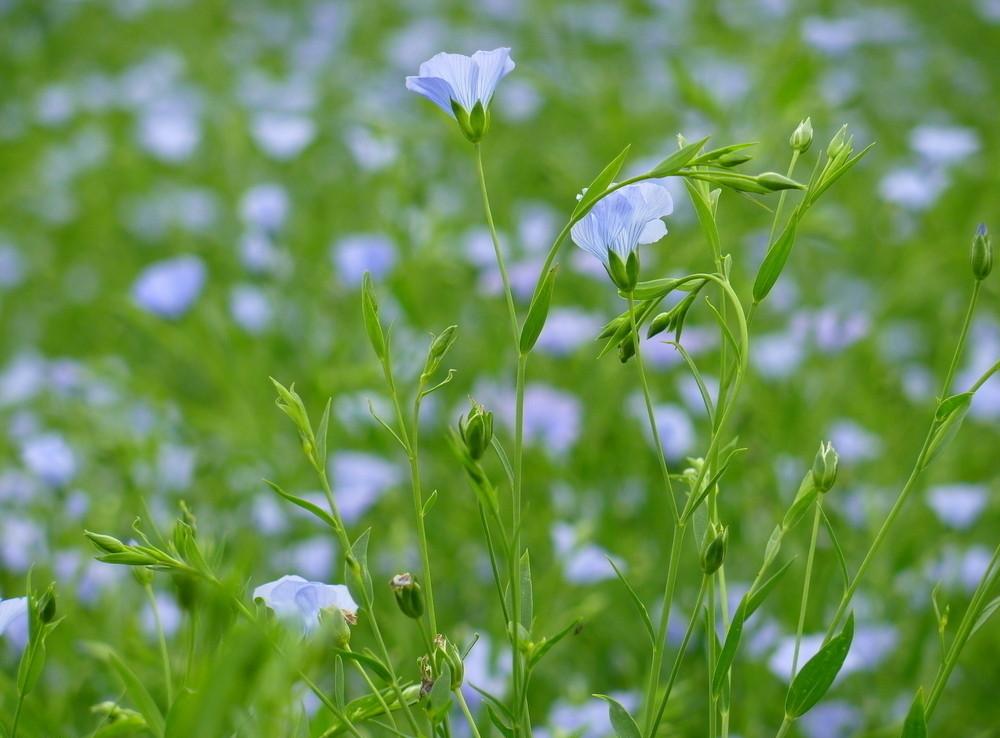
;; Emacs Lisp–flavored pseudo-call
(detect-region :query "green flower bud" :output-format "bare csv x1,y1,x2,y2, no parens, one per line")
700,525,729,575
717,152,753,168
755,172,806,192
826,124,853,162
432,634,464,689
85,531,128,554
322,604,352,649
36,585,56,624
811,441,839,493
361,272,386,361
790,117,813,154
132,566,154,587
459,402,494,461
390,573,425,619
972,223,992,281
618,334,636,364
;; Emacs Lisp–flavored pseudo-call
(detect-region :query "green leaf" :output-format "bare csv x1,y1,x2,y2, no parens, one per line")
520,550,533,631
820,506,849,593
782,474,818,531
785,613,855,718
520,267,558,353
923,392,973,468
572,145,631,220
713,598,747,695
361,271,386,361
264,479,340,534
349,528,374,603
425,663,453,724
607,558,655,644
901,689,927,738
528,618,583,669
421,490,438,518
333,647,391,682
745,557,797,618
594,694,642,738
86,642,166,738
646,136,710,177
315,397,332,464
971,595,1000,637
753,218,798,304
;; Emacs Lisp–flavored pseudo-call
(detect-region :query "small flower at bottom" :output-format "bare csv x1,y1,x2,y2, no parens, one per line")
252,574,358,634
405,48,515,142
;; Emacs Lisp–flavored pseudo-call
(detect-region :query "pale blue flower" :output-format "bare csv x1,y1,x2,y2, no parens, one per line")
253,574,358,632
405,48,515,117
0,596,28,651
132,255,206,318
570,181,674,266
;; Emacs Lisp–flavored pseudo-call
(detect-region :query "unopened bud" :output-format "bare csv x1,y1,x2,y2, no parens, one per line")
323,605,352,649
85,531,127,554
390,573,425,619
37,586,56,623
618,334,636,363
972,223,992,281
790,118,813,153
717,152,753,168
701,525,729,575
811,441,839,493
826,124,852,161
756,172,805,192
459,402,494,461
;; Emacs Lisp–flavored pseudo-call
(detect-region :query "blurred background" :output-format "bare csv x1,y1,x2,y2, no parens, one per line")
1,0,999,736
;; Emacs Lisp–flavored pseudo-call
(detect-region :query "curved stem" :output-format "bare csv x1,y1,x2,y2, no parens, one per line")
456,688,484,738
791,502,822,678
475,142,520,345
348,650,398,731
941,281,980,396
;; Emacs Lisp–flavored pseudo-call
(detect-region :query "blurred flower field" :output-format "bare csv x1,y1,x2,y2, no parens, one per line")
1,0,999,736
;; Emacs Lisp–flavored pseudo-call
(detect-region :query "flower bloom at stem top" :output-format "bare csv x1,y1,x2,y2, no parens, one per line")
252,574,359,633
570,180,674,289
405,48,515,142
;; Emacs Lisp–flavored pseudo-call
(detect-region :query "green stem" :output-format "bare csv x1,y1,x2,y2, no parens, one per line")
643,523,686,734
510,354,528,734
409,394,438,636
791,502,822,678
941,281,980,396
475,142,520,345
144,582,174,705
825,279,983,641
775,715,793,738
456,688,484,738
768,151,800,245
349,654,398,731
925,543,1000,717
708,580,718,738
648,575,709,738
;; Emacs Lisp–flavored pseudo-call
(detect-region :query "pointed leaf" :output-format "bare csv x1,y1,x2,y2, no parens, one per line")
264,480,340,534
785,613,855,718
572,145,631,219
607,558,655,644
594,694,642,738
752,218,798,304
901,689,927,738
520,267,557,353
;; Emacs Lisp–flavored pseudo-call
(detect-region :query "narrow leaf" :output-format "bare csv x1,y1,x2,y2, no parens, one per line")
752,218,798,304
607,558,655,644
264,480,340,534
594,694,642,738
901,689,927,738
572,145,631,219
746,557,797,618
520,267,557,353
87,643,166,738
785,613,855,718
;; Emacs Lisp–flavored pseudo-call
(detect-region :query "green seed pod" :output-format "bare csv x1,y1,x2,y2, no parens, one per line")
132,566,154,587
647,311,672,338
361,272,386,361
390,573,425,619
618,334,636,363
323,605,352,649
432,634,464,689
812,441,839,493
459,402,494,461
85,531,128,554
717,152,753,168
755,172,806,192
972,223,992,281
700,525,729,575
789,117,813,154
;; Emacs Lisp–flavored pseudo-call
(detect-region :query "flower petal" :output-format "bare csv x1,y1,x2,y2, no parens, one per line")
405,75,456,116
417,52,479,111
471,48,515,106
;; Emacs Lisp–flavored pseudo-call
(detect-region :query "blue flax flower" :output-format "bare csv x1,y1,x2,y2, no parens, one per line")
253,574,358,633
406,48,515,141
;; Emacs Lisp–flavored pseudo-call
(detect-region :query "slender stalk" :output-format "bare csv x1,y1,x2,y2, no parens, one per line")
144,582,174,705
456,689,484,738
791,502,822,678
510,354,528,734
775,716,793,738
767,150,800,245
349,655,398,731
643,524,686,734
824,280,983,640
707,580,718,738
408,394,437,636
940,281,980,396
648,575,709,738
925,543,1000,717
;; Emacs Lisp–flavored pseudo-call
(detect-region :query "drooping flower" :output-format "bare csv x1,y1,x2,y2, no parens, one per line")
0,596,28,651
406,48,515,141
252,574,358,633
570,181,674,284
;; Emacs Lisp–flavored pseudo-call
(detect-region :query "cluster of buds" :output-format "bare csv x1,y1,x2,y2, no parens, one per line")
458,402,494,461
647,289,700,342
811,441,839,494
390,572,425,619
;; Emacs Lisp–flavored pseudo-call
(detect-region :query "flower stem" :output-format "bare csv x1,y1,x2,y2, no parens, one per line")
648,575,709,738
775,715,793,738
456,688,484,738
475,142,520,345
823,279,982,641
791,501,822,678
768,150,800,245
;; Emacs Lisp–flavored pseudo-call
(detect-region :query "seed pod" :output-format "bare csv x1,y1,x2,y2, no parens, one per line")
432,634,464,689
390,573,425,619
700,525,729,575
459,402,493,461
